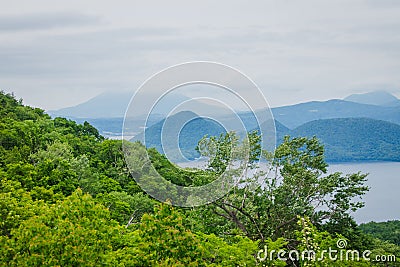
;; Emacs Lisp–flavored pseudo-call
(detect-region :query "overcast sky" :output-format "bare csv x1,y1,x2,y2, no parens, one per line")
1,0,400,110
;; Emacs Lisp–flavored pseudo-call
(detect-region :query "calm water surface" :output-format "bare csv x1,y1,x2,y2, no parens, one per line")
329,162,400,223
180,161,400,223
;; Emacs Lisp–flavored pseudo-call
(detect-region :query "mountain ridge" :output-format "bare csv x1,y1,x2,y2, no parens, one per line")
271,98,400,129
47,90,400,132
130,111,227,161
46,90,400,162
290,117,400,162
344,91,400,107
135,116,400,163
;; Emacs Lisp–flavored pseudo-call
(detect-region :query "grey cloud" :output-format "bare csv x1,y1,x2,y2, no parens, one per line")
1,23,400,85
0,27,233,76
0,12,101,32
1,0,400,110
364,0,400,8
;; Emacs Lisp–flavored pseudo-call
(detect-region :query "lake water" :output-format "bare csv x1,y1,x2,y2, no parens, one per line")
329,162,400,224
179,161,400,224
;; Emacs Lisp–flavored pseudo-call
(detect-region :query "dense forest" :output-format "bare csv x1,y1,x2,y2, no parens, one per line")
290,118,400,162
0,91,399,266
359,221,400,246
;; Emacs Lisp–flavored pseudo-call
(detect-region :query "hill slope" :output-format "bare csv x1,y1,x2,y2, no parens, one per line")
291,118,400,162
136,115,400,162
48,91,134,118
271,99,400,129
131,111,227,161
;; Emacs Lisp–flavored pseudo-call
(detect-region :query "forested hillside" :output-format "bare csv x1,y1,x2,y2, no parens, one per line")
291,118,400,162
1,91,399,266
359,221,400,246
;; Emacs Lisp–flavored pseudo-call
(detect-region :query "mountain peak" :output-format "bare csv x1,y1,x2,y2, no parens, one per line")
344,91,399,106
170,110,198,117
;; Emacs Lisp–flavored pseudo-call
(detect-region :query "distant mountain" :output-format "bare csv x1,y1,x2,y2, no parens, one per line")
131,111,227,161
132,115,400,162
49,91,400,156
244,112,400,162
250,119,290,145
274,120,290,136
48,91,194,119
48,91,134,118
48,91,236,119
344,91,400,107
48,90,400,130
291,118,400,162
271,99,400,129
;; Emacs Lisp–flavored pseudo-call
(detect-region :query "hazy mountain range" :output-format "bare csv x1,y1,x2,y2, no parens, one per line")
47,90,400,162
48,90,234,119
131,111,227,162
273,97,400,129
130,111,400,162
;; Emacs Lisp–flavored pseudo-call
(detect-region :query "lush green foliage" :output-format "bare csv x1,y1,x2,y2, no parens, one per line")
1,91,399,266
1,189,120,266
359,220,400,246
